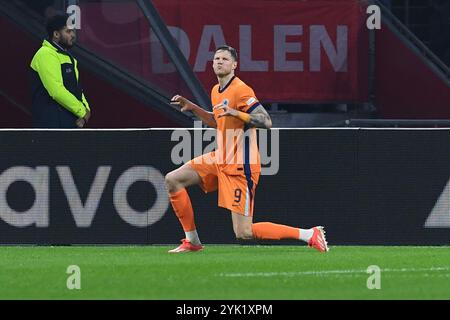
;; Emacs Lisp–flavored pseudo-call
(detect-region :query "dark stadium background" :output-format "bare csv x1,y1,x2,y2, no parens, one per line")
0,0,449,246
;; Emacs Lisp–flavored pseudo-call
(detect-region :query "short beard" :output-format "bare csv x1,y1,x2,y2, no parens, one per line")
54,38,73,50
60,40,73,50
215,70,230,78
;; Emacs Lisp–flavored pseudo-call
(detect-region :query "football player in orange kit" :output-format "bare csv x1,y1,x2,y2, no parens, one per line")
166,45,328,253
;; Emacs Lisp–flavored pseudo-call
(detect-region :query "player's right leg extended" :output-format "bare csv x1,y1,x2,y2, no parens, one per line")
165,163,204,253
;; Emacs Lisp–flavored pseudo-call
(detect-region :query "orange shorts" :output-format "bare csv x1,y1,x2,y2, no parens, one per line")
188,152,260,216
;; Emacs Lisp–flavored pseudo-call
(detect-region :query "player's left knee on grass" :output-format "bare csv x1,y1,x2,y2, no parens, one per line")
234,227,254,240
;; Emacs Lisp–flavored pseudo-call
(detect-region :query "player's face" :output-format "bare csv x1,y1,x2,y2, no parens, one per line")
213,50,237,77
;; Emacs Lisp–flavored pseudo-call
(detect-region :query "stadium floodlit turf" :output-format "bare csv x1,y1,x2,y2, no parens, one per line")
0,246,449,300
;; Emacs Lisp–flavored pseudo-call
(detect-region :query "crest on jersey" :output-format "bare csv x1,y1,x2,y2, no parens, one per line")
222,99,229,106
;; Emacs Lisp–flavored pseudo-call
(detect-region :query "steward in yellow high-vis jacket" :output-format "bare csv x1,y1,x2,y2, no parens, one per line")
30,14,91,128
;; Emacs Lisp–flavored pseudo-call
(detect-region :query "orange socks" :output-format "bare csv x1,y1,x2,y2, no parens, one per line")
252,222,300,240
169,188,196,232
169,190,300,241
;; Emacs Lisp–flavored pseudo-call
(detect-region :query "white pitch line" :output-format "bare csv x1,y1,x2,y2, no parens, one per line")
217,267,449,277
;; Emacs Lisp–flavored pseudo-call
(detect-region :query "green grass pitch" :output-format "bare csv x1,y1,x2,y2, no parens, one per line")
1,245,449,299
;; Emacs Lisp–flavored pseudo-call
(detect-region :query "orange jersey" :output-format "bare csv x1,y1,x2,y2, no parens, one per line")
210,76,261,175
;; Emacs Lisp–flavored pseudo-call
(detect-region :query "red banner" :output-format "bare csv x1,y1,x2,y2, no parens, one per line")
79,0,369,103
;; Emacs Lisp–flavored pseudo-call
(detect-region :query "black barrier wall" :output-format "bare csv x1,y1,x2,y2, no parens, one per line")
0,129,449,245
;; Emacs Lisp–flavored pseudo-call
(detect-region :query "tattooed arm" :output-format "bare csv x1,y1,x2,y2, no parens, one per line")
215,104,272,129
247,105,272,129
